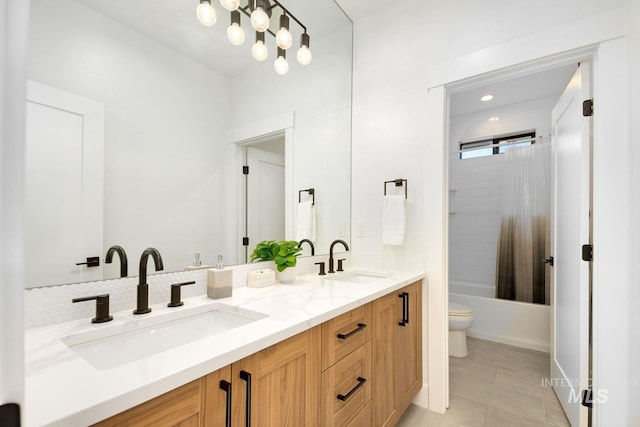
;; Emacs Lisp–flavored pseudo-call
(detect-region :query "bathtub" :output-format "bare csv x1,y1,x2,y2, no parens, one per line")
449,281,550,353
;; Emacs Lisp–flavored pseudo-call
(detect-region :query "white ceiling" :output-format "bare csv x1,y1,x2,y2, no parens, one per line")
75,0,351,78
450,64,578,117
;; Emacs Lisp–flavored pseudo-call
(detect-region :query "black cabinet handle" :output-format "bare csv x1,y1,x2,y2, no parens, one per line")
219,380,232,427
404,292,410,324
398,293,407,326
336,323,367,340
76,256,100,267
240,370,252,427
337,377,367,401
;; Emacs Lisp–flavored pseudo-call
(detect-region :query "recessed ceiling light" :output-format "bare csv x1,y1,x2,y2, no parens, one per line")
480,94,494,102
488,116,499,122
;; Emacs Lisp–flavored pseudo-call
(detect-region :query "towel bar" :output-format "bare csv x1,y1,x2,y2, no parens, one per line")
298,188,315,205
384,179,407,199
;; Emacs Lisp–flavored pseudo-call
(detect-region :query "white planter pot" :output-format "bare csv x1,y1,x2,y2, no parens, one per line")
277,267,296,284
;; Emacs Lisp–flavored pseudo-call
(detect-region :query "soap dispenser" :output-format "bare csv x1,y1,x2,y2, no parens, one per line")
207,254,233,299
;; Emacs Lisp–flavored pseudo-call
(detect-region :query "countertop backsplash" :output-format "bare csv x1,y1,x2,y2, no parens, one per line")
24,254,348,329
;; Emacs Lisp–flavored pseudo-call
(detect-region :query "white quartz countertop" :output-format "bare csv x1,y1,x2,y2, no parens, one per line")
24,269,425,426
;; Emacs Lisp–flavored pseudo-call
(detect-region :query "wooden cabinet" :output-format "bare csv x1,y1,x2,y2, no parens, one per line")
232,326,321,427
372,281,423,427
321,305,373,427
94,281,422,427
92,378,203,427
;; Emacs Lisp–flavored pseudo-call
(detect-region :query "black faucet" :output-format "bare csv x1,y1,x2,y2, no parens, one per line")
105,245,128,278
134,247,164,315
298,239,315,256
328,239,349,274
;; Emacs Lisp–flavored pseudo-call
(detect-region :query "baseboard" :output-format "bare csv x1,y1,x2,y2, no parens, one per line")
467,331,550,353
412,384,429,409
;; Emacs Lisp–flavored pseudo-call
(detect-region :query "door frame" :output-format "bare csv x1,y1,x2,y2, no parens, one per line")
228,112,295,264
443,48,597,412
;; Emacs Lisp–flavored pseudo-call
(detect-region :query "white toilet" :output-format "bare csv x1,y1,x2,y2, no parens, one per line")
448,303,474,358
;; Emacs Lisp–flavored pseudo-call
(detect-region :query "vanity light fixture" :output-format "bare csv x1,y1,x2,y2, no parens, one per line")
195,0,311,74
488,116,500,122
220,0,240,11
274,47,289,75
297,32,312,65
275,14,293,49
252,31,269,61
227,10,246,45
197,0,217,26
480,94,494,102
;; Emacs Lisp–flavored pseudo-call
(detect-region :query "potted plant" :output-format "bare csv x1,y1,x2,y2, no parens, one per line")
250,240,302,283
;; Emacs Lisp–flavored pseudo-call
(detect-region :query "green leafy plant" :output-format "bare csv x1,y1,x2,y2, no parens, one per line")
250,240,302,272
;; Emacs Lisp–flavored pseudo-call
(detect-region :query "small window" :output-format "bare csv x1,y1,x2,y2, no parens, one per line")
459,132,536,160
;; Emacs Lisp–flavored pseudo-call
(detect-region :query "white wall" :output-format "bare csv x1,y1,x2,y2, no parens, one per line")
351,0,633,420
1,0,30,411
626,0,640,422
27,0,230,276
449,97,557,291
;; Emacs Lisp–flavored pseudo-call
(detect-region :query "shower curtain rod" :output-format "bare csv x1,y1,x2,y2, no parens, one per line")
451,135,551,155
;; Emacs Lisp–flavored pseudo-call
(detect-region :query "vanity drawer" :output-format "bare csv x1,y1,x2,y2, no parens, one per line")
322,341,372,427
346,401,372,427
321,303,372,371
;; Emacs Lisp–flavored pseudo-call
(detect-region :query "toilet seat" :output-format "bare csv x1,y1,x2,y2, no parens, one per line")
449,303,473,316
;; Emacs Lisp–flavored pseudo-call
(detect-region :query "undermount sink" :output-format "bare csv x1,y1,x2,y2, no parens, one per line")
62,303,267,370
329,271,390,284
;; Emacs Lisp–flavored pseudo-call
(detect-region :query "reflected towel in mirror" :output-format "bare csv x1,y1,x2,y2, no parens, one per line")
296,201,316,241
382,195,406,245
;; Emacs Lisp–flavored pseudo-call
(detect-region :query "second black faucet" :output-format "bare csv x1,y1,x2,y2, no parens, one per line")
134,247,164,315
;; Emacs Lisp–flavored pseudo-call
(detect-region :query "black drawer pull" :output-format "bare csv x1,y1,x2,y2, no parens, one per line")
337,323,367,340
240,370,252,427
337,377,367,402
219,380,232,427
398,293,407,326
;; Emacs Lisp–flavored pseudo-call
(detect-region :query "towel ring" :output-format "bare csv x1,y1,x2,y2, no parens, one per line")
298,188,315,205
384,179,407,199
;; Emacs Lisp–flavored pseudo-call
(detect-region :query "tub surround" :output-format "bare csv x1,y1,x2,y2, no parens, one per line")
24,265,424,426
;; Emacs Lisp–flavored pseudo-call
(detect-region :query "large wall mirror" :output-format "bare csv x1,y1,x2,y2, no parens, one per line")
25,0,352,288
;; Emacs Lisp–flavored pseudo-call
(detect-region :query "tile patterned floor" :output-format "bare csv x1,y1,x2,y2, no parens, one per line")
397,337,572,426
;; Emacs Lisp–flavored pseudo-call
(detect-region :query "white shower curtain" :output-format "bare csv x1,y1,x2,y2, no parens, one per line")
496,142,551,304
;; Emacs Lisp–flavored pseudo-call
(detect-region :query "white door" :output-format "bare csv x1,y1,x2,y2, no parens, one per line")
247,147,285,248
551,63,592,426
25,81,104,287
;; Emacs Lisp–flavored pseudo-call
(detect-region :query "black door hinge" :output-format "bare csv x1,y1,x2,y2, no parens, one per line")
242,237,249,246
581,389,593,408
582,244,593,262
583,99,594,117
243,166,249,175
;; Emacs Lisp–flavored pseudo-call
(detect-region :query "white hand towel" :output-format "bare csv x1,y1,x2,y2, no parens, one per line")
382,195,407,246
296,201,316,241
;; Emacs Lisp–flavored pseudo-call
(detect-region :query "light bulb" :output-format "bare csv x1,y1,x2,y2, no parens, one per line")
251,8,270,32
252,41,268,61
196,0,217,26
274,56,289,75
227,23,245,45
219,0,239,11
276,28,292,50
297,46,312,65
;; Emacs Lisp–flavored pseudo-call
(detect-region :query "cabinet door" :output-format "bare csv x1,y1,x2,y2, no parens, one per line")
395,282,422,417
232,326,322,427
92,379,203,427
203,365,233,427
372,293,397,427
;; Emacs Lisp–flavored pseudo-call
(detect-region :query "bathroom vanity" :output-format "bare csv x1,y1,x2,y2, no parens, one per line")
24,271,424,426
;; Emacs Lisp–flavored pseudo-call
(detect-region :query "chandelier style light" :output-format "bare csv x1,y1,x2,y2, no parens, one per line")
195,0,312,75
